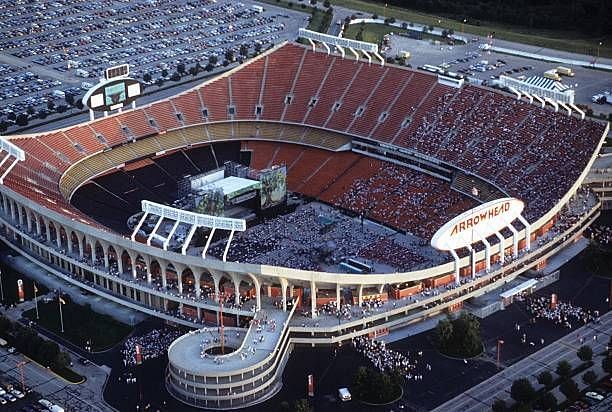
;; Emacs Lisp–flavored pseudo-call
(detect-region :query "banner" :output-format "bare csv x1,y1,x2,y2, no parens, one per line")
259,166,287,209
135,344,143,365
307,374,314,397
17,279,24,302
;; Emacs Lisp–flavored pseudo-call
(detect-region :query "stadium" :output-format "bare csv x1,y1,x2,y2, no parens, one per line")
0,41,608,409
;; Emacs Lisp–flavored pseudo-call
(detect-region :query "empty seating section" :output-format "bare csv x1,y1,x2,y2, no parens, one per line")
282,51,333,123
41,132,82,163
326,63,386,131
63,125,104,154
297,151,360,197
180,127,207,146
375,73,437,142
117,110,157,139
229,59,264,120
285,150,332,190
156,130,188,150
348,69,407,136
207,122,234,141
170,90,205,126
242,141,277,170
305,58,357,128
260,47,304,121
200,77,230,122
90,116,126,147
145,101,181,131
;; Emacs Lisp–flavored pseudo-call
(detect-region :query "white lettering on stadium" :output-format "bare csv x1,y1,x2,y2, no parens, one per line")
450,201,511,236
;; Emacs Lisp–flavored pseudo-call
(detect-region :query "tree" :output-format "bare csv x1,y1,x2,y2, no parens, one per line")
225,49,235,62
293,399,312,412
491,399,507,412
54,351,71,369
537,392,557,411
582,370,597,385
38,109,48,119
205,63,214,72
177,62,185,74
75,99,84,110
143,72,152,83
310,0,317,5
26,105,35,115
510,378,536,404
209,55,218,66
556,360,572,379
559,378,580,401
435,318,453,348
170,71,181,82
47,100,55,111
323,0,330,7
156,78,164,87
254,42,263,54
0,120,8,133
7,112,16,121
65,93,74,106
161,68,168,78
15,113,29,126
56,104,67,113
577,345,593,362
537,371,553,387
239,44,249,57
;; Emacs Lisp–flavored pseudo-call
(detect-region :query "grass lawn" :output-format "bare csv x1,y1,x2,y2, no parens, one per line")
24,300,132,352
331,0,612,58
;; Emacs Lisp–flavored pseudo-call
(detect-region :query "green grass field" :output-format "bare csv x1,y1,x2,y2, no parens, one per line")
24,301,132,352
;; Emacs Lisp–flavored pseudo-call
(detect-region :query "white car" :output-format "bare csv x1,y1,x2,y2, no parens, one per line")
586,391,604,401
10,389,24,398
0,397,6,405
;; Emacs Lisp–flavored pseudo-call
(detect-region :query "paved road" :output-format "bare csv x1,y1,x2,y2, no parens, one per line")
433,310,612,412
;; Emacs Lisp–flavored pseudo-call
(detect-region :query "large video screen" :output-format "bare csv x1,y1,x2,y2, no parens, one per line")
260,166,287,209
104,82,127,106
195,189,224,216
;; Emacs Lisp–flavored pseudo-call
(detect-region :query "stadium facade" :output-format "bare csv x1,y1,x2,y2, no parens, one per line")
0,42,609,409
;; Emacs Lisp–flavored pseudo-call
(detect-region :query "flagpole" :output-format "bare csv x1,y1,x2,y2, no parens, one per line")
34,283,39,320
58,293,64,333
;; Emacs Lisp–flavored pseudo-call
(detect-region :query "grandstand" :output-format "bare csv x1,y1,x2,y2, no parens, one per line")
0,42,608,410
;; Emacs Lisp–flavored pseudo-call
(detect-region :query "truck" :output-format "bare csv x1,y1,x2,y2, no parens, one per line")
543,69,561,81
251,5,263,13
556,66,575,77
592,93,612,104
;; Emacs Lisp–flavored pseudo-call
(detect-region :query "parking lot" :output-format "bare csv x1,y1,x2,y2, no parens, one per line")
386,34,612,114
0,0,307,131
0,345,111,412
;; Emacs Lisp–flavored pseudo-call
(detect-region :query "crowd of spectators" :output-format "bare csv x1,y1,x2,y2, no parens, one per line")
585,224,612,247
121,328,184,367
353,336,431,380
525,295,599,329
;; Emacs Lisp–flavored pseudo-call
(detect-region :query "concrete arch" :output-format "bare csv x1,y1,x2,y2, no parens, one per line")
165,262,178,290
181,267,195,295
199,270,216,299
134,254,148,281
121,250,133,275
107,245,118,270
37,215,46,238
58,226,69,251
47,220,58,244
149,259,163,287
